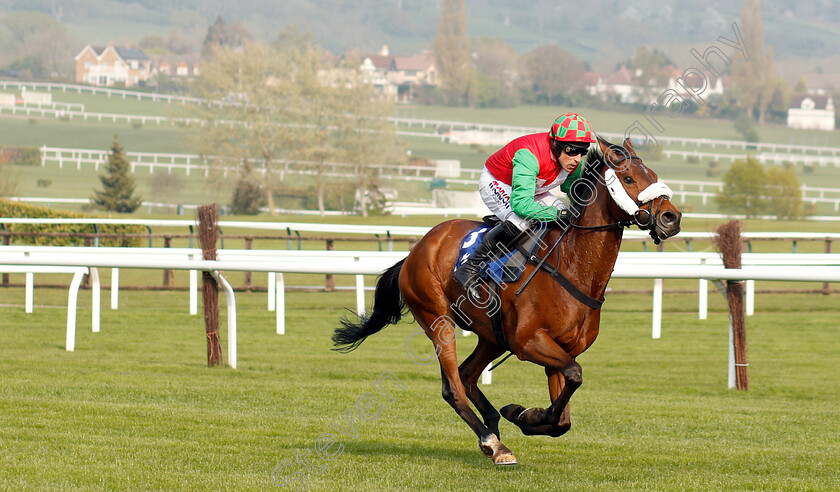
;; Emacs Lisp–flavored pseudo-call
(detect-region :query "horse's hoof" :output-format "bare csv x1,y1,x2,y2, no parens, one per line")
500,404,526,423
479,434,517,465
493,450,518,465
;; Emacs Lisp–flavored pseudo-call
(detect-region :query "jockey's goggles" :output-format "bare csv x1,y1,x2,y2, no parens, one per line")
561,143,589,156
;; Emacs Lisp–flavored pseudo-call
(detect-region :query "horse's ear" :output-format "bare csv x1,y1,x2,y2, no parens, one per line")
622,138,638,156
596,134,611,155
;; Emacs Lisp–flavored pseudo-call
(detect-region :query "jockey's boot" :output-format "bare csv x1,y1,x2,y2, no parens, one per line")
454,221,517,294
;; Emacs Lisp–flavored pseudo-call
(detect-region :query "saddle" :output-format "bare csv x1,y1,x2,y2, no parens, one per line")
454,216,550,284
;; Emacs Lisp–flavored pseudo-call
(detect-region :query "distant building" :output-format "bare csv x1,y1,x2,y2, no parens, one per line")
787,94,835,131
586,67,637,103
74,43,152,87
322,45,438,103
153,58,200,79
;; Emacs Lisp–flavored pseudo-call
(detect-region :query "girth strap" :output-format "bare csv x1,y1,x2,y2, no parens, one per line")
488,282,510,351
517,244,604,310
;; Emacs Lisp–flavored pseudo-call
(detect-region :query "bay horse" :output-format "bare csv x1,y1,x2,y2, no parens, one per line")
333,137,682,464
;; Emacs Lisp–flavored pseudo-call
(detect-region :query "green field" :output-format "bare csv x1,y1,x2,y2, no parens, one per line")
1,282,838,490
2,86,840,215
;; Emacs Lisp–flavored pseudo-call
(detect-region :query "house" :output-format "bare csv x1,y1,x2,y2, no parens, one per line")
151,58,200,79
320,45,438,102
74,43,152,87
666,68,726,101
586,67,638,103
787,94,835,131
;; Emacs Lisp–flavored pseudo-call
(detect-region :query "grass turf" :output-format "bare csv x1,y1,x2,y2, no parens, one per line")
0,286,838,491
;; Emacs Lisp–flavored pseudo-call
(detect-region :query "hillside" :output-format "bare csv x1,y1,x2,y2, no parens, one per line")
1,0,839,73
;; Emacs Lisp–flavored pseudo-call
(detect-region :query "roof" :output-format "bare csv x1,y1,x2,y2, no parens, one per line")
790,93,832,110
584,72,603,85
361,55,395,71
394,53,434,72
604,67,633,85
76,44,148,61
115,47,148,61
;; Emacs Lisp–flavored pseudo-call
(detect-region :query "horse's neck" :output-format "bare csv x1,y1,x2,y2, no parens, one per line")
556,182,624,298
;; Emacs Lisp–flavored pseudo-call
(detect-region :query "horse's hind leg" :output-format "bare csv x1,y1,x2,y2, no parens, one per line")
459,338,505,439
421,312,516,465
501,332,581,437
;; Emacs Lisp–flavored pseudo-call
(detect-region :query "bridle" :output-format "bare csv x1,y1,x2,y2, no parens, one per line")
568,145,673,243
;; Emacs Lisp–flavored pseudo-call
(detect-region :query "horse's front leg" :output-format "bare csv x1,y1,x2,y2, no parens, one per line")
500,368,572,437
501,331,582,437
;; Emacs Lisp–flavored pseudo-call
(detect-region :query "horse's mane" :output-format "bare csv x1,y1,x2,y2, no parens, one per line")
565,144,608,216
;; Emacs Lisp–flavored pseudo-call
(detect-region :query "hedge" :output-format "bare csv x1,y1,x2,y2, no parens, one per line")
0,199,144,247
0,146,41,166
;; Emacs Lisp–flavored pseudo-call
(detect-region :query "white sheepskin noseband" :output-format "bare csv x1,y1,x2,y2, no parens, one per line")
604,168,673,216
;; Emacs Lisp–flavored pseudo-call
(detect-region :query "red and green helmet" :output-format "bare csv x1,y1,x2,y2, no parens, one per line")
549,113,595,143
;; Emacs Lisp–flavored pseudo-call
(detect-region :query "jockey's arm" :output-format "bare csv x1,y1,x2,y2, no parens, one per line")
509,149,560,222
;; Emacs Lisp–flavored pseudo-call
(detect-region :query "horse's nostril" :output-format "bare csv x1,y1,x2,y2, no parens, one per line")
660,211,678,226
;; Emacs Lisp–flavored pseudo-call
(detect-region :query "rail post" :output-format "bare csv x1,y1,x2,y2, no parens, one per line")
163,236,173,287
325,240,335,292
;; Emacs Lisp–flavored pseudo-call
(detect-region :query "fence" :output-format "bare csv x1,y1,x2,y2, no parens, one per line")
1,247,839,387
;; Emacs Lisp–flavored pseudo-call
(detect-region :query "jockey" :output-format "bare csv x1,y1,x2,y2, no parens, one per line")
454,112,595,290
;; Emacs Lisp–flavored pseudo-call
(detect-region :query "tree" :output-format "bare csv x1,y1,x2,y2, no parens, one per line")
519,44,586,105
433,0,470,103
92,136,142,213
715,157,768,218
333,60,405,217
0,153,19,198
628,47,673,87
765,166,803,219
470,37,519,107
731,0,777,123
0,11,76,78
733,113,759,142
148,172,182,213
201,16,251,60
189,42,305,215
230,161,265,215
189,38,404,217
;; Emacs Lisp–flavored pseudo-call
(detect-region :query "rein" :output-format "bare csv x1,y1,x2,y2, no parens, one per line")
514,145,670,307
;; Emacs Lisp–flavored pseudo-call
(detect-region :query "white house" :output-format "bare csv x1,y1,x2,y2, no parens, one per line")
74,43,152,87
787,94,835,131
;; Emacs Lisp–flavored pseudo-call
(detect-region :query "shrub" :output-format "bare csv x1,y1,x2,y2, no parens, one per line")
36,179,51,188
687,155,700,164
0,199,144,246
230,164,265,215
0,146,41,166
707,159,719,169
803,164,815,174
132,120,143,129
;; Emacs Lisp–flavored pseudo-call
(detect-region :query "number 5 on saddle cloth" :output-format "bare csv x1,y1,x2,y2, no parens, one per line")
453,219,550,285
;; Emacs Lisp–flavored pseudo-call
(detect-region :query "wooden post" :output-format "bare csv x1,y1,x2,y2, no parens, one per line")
197,204,223,367
244,237,253,291
82,237,92,289
824,239,832,295
715,220,748,390
1,233,9,286
163,236,173,288
325,239,335,292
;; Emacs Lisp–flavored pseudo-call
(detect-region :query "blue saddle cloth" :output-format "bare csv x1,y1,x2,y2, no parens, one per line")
454,224,549,284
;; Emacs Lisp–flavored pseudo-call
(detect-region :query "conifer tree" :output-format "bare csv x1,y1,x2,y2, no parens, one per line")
92,135,142,213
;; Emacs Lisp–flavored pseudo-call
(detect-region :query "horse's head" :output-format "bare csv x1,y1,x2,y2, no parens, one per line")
581,136,681,243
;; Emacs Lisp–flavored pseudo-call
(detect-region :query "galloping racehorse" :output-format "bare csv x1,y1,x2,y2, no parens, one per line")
333,137,682,464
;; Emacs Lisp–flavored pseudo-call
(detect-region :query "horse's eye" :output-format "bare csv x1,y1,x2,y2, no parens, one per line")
623,176,634,184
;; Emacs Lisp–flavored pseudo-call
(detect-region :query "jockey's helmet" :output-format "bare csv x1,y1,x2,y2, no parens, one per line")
549,112,594,156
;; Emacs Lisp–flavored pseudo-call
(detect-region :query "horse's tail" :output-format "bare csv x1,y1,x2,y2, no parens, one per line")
332,259,406,353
